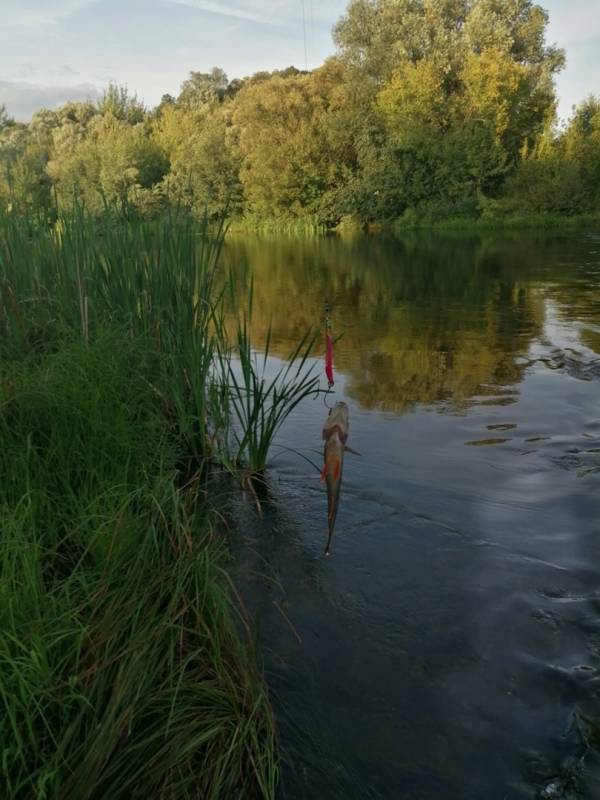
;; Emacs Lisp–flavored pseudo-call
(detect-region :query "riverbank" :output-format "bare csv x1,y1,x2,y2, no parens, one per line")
392,209,600,232
227,210,600,237
0,209,287,799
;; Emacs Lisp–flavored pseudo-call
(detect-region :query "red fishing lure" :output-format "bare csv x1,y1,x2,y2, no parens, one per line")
325,332,334,387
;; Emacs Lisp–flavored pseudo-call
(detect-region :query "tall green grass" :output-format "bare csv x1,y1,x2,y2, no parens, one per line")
0,207,225,465
0,206,324,798
0,205,318,473
222,319,319,476
227,213,325,236
0,334,277,798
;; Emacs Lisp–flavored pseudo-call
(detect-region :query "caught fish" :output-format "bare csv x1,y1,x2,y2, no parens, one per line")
321,401,349,555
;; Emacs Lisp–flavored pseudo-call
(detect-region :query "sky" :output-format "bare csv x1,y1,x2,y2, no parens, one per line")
1,0,598,122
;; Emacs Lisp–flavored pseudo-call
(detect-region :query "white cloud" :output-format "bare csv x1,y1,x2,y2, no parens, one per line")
165,0,282,25
163,0,339,27
5,63,82,83
3,0,96,32
0,80,101,121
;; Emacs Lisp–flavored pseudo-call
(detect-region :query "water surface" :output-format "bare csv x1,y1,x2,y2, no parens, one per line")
222,231,600,799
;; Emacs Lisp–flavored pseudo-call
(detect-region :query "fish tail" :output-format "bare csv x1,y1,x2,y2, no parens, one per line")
324,529,333,556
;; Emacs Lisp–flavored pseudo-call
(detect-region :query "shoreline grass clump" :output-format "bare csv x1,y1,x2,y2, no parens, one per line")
0,333,277,799
0,205,324,798
224,318,318,476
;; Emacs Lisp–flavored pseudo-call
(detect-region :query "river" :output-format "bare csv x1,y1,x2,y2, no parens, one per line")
222,230,600,800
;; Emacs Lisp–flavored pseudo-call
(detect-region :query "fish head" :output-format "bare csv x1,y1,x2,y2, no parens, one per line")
330,401,349,428
323,401,349,441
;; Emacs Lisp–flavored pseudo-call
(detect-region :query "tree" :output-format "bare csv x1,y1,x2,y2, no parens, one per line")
0,105,14,131
10,142,53,212
335,0,564,85
154,102,241,217
98,83,146,124
177,68,230,109
0,106,34,206
500,96,600,216
0,123,28,205
335,0,565,219
231,67,349,219
562,97,600,209
48,111,167,213
0,2,594,225
334,0,470,82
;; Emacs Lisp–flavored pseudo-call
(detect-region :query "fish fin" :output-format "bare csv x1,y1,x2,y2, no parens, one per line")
320,463,327,482
333,460,340,481
344,446,361,456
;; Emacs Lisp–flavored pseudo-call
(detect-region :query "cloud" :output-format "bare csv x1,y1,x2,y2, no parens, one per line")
3,0,96,32
165,0,284,26
0,81,102,121
166,0,343,27
5,63,82,82
57,65,80,77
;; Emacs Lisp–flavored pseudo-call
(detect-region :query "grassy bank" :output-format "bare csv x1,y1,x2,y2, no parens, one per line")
224,210,600,237
0,207,318,798
226,213,325,237
392,209,600,232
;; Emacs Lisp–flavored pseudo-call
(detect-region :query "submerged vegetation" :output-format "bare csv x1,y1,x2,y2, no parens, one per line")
1,0,600,230
0,207,322,797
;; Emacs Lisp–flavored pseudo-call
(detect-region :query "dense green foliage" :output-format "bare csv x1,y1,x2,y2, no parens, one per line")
0,334,277,799
1,1,599,227
0,207,326,797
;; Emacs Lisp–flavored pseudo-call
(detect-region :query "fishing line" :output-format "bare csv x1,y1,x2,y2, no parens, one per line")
324,300,335,409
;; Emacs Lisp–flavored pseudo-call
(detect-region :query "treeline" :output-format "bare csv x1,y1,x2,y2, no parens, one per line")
1,0,599,228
